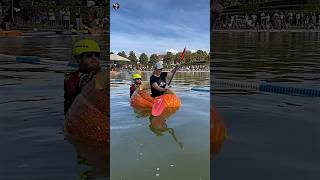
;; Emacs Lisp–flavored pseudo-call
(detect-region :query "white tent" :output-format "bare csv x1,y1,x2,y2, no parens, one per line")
110,54,130,62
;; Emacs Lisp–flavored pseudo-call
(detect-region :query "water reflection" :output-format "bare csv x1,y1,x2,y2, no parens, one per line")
212,32,320,82
132,107,183,149
211,32,320,180
66,137,110,179
210,105,227,158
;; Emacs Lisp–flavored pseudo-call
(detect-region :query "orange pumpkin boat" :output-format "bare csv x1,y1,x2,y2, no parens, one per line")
130,83,181,109
64,71,109,143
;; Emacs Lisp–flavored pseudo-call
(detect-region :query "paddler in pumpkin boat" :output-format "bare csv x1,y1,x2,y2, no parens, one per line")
130,73,143,98
130,61,182,115
64,38,109,144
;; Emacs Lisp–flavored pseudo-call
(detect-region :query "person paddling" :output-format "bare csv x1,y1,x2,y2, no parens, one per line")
150,62,180,98
64,38,101,116
130,73,142,97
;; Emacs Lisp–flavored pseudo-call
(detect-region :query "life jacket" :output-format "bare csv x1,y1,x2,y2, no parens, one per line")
130,84,140,98
64,70,96,116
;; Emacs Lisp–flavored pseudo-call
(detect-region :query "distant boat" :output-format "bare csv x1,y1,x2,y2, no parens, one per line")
0,30,23,36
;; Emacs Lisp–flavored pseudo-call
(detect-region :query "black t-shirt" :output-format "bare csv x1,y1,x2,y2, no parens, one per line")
150,72,167,97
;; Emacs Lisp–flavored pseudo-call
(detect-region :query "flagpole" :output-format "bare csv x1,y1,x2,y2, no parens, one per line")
11,0,14,23
168,47,186,86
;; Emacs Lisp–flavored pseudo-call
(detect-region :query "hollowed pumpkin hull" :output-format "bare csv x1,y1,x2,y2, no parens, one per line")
64,72,109,143
130,89,181,109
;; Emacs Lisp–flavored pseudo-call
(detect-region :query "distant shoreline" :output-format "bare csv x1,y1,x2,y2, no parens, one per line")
212,29,320,33
111,70,210,73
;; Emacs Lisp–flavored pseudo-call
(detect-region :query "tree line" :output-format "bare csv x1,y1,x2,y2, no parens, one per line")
111,50,210,67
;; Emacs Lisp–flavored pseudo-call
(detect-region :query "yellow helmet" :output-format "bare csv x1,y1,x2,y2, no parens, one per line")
132,73,142,79
73,39,101,56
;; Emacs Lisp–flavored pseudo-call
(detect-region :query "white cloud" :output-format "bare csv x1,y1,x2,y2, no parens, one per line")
166,48,178,54
111,30,209,56
191,50,196,53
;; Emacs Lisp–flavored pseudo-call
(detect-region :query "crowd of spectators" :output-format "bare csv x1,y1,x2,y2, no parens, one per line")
0,1,107,31
215,11,320,30
111,64,209,72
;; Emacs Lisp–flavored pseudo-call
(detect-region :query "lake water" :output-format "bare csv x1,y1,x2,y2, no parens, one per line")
110,71,210,180
211,32,320,180
2,31,317,180
0,35,109,180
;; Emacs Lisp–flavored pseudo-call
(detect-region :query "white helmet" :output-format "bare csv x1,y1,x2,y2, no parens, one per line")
154,62,163,69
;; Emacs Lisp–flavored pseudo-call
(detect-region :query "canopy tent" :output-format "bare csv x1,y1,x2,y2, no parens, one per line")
110,54,130,62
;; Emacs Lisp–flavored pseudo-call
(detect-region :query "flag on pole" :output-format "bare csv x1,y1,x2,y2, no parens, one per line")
179,47,186,61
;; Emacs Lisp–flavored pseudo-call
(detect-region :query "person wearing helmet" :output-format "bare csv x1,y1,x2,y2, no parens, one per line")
64,38,101,116
130,73,142,97
149,62,180,97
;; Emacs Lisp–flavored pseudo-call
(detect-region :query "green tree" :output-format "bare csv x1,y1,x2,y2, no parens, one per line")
149,54,159,65
174,53,181,64
184,50,192,65
139,53,149,65
128,51,137,65
203,51,209,63
117,51,127,58
191,50,209,63
164,52,174,67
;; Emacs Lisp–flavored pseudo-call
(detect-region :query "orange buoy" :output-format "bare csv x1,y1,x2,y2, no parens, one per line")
211,106,227,158
64,72,109,143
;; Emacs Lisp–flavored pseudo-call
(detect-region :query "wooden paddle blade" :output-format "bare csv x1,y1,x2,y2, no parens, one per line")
152,97,165,116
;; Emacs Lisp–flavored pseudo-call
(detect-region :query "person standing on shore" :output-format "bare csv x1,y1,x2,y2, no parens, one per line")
59,8,65,26
312,13,316,29
318,14,320,29
48,9,56,27
64,8,70,30
252,14,257,28
296,13,300,27
76,11,82,31
288,11,293,26
230,15,234,29
266,13,270,29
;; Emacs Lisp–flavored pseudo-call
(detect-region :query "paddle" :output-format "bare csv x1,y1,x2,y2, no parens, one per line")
152,47,186,116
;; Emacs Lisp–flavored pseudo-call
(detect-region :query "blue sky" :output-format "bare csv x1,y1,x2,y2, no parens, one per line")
110,0,210,56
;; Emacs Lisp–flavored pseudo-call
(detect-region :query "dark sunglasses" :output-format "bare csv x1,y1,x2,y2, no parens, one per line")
157,69,163,71
135,78,141,80
82,52,100,58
